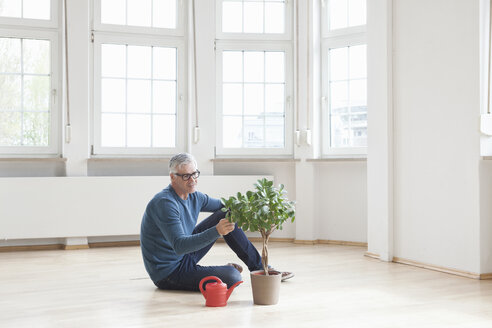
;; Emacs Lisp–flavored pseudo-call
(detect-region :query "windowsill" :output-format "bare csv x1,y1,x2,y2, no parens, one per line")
0,157,67,162
88,157,171,162
482,156,492,160
307,155,367,162
212,157,300,163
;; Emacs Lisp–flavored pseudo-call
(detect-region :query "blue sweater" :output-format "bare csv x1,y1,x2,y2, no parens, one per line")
140,185,222,284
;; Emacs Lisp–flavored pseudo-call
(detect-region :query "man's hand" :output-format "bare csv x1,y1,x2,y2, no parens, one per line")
216,219,235,236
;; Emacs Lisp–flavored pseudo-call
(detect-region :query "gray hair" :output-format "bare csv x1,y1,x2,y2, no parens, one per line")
169,153,197,174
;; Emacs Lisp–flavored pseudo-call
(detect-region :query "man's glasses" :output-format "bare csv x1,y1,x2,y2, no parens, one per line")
174,170,200,181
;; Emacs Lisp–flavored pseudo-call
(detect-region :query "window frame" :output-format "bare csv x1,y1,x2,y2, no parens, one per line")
321,0,367,156
216,0,293,41
0,15,61,156
215,41,294,157
92,33,186,156
91,0,187,157
93,0,185,37
0,0,59,28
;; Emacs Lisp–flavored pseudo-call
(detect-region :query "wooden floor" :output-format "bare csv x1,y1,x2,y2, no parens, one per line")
2,242,492,327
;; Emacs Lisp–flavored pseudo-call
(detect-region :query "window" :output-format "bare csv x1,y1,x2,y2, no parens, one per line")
92,0,185,156
322,0,367,155
218,0,291,37
0,0,60,156
216,0,293,156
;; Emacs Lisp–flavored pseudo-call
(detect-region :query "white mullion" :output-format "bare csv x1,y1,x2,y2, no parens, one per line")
263,50,266,147
347,46,352,147
20,38,25,146
241,50,245,148
150,0,154,28
125,44,129,148
242,0,245,33
262,0,266,34
150,46,154,148
346,0,350,29
125,0,128,25
327,48,332,148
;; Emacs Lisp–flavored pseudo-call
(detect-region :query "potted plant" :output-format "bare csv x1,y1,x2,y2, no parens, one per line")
221,178,295,305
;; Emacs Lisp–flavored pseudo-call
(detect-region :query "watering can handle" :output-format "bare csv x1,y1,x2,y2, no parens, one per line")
199,276,222,299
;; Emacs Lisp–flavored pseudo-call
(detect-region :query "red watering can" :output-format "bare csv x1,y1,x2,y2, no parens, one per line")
199,276,243,307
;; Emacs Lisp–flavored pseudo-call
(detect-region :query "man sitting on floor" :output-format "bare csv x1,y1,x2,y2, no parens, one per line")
140,152,293,291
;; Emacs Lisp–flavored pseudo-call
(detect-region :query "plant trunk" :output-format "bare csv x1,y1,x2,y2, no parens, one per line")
261,233,270,275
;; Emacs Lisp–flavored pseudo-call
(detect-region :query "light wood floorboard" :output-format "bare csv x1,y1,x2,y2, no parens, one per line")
1,243,492,327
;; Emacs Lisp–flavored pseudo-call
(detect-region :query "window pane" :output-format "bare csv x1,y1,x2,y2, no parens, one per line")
0,0,21,18
153,81,176,114
153,0,177,29
244,116,264,147
23,39,50,75
349,79,366,108
243,1,263,33
0,37,53,148
329,0,348,30
221,47,287,149
222,1,242,33
101,114,125,147
330,47,348,81
265,115,284,148
244,83,264,115
223,116,242,147
127,114,151,147
101,0,125,25
102,78,125,113
153,47,176,80
351,115,367,147
153,114,175,147
265,84,284,114
23,112,49,146
330,81,348,114
349,0,366,26
127,0,151,27
127,46,151,79
223,51,243,82
244,51,264,83
223,83,243,115
264,2,284,34
0,38,21,73
102,44,126,78
24,76,50,111
331,114,349,147
127,80,151,114
265,51,284,83
99,42,180,151
349,45,366,79
23,0,50,20
0,75,21,111
0,112,22,146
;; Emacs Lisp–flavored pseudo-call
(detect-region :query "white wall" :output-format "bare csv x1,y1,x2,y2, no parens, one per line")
393,0,481,273
315,161,367,242
0,176,268,240
368,0,485,274
480,160,492,273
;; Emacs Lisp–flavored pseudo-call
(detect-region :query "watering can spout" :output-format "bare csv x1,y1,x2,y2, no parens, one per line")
226,281,243,301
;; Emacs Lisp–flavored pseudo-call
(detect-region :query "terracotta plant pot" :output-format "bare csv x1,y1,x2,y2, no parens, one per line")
250,270,282,305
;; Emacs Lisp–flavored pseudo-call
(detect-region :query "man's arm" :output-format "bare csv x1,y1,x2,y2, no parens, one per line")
199,193,223,212
152,198,220,255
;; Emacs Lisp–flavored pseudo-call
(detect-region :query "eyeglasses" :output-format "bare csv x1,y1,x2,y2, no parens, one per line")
174,170,200,181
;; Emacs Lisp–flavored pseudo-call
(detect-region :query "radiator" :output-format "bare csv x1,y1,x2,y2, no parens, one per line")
0,175,269,240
